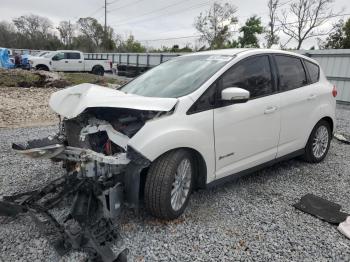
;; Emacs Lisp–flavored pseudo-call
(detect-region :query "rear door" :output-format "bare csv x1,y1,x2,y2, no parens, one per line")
214,55,281,179
273,55,320,157
65,52,84,71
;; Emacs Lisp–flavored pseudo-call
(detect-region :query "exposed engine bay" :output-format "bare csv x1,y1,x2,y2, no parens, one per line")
0,107,166,262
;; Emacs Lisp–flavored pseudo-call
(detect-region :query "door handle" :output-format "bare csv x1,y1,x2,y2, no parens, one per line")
65,61,68,63
264,106,278,114
307,94,317,101
78,61,82,63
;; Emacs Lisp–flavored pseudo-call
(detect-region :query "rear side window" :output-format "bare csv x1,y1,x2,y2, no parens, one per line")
66,52,81,59
221,55,274,99
275,55,307,91
304,60,320,84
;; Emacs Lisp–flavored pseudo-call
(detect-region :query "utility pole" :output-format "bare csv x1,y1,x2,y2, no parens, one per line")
104,0,107,50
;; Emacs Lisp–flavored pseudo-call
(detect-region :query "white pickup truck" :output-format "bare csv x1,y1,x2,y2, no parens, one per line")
29,50,111,75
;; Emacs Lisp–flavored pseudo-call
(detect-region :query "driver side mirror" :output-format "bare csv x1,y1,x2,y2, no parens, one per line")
221,87,250,104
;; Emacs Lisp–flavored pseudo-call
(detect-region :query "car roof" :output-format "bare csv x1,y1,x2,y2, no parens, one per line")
185,48,318,64
56,50,82,52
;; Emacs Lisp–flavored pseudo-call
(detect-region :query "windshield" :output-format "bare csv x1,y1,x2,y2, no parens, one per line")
120,54,232,98
43,52,54,58
39,51,50,57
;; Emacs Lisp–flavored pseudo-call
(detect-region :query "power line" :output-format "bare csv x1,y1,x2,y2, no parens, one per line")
139,35,201,42
108,0,145,12
109,0,191,23
112,1,214,26
109,0,121,5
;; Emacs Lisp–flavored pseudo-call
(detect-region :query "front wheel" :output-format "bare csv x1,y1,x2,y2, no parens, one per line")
302,120,331,163
144,149,193,220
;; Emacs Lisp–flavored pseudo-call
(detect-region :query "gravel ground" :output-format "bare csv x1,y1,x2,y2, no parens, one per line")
0,105,349,262
0,87,58,128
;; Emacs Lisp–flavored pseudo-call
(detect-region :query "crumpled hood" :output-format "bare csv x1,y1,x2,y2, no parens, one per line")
49,83,178,118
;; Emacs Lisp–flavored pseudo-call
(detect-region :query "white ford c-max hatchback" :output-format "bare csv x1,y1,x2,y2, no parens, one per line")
14,48,337,220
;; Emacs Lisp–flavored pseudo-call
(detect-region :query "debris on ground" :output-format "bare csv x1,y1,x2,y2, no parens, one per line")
294,194,350,240
338,217,350,240
334,132,350,144
293,194,349,224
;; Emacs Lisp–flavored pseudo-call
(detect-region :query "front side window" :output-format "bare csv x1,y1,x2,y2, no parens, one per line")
275,55,307,91
53,52,64,60
120,55,232,98
304,60,320,84
221,55,274,99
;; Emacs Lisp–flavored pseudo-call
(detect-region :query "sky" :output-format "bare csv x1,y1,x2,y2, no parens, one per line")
1,0,349,49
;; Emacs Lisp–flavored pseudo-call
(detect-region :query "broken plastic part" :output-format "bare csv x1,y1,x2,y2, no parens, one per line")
80,119,130,151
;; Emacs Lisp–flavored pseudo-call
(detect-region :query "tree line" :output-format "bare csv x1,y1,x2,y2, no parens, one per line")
0,0,349,53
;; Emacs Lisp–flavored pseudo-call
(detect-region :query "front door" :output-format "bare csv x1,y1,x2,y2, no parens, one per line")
214,55,281,179
51,52,66,71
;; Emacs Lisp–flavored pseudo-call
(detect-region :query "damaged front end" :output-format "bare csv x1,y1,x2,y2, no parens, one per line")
0,106,167,261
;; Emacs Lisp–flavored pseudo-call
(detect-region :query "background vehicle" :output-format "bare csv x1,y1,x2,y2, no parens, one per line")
29,50,111,75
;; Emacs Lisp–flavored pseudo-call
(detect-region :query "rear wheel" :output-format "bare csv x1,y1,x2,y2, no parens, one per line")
92,66,104,76
302,120,331,163
144,149,194,220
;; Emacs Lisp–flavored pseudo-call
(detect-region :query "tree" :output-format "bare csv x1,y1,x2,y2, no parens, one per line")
279,0,339,49
57,21,75,46
321,18,350,49
116,35,146,52
343,18,350,48
321,20,344,48
77,17,104,47
265,0,280,48
0,21,17,48
238,16,264,47
11,14,61,50
194,2,238,49
13,14,52,37
101,26,116,51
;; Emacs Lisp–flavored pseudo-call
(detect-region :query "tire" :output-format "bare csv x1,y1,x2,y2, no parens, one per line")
144,149,194,220
92,66,104,76
302,120,331,163
36,65,49,71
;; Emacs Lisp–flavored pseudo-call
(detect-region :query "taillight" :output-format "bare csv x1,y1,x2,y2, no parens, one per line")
332,85,337,97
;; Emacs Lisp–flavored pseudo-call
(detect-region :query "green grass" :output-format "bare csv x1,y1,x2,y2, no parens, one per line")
0,69,41,87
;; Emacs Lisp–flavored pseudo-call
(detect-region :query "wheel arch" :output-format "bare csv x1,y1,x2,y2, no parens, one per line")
92,64,104,71
139,147,208,192
320,116,334,133
35,64,49,71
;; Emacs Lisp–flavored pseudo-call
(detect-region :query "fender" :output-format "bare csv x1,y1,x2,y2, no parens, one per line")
302,96,336,146
128,112,216,183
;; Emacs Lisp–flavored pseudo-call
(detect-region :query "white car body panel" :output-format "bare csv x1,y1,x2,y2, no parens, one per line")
276,70,336,157
214,94,281,178
128,95,216,182
48,48,336,185
49,84,178,119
